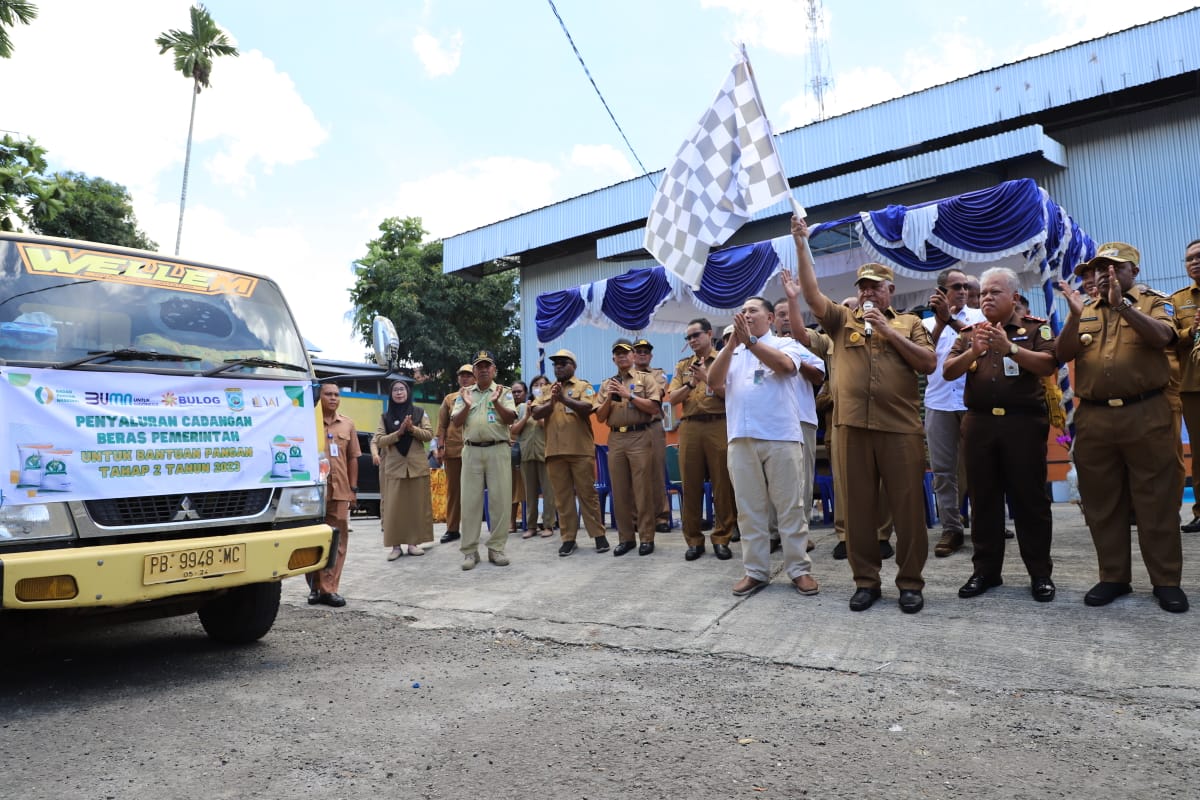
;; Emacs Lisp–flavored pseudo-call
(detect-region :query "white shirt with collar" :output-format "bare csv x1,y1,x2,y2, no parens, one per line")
923,306,987,412
723,331,825,441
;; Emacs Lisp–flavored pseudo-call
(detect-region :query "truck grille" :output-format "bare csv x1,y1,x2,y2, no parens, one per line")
85,489,274,527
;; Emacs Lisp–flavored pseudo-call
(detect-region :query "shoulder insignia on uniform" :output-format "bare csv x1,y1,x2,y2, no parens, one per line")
1142,287,1169,297
1083,297,1096,307
1022,314,1047,323
1039,325,1052,340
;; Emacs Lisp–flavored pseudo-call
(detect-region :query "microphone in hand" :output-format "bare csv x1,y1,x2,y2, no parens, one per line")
862,300,875,336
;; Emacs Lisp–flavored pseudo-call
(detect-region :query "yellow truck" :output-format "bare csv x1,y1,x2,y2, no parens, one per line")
0,233,334,642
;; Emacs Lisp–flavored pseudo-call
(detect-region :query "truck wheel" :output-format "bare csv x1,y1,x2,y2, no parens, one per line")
198,581,281,644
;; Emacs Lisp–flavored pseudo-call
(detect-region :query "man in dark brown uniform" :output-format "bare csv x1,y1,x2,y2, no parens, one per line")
436,364,475,543
1056,242,1188,613
943,267,1058,602
597,338,664,556
667,318,735,560
1169,238,1200,532
531,349,609,557
632,338,672,533
308,383,360,607
789,216,936,613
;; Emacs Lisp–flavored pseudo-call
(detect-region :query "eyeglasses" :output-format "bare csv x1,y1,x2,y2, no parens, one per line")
945,282,970,291
684,331,705,340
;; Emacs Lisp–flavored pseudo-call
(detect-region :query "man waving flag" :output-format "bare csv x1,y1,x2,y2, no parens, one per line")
644,47,796,288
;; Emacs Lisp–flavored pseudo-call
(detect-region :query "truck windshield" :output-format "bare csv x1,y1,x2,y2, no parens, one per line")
0,239,309,379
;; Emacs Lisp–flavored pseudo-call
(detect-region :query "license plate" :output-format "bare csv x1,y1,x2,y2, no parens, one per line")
143,543,246,585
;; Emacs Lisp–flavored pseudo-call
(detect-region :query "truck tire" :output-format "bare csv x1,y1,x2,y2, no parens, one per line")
198,581,281,644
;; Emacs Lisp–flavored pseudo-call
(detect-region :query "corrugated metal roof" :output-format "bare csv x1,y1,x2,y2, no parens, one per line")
595,125,1067,259
444,8,1200,274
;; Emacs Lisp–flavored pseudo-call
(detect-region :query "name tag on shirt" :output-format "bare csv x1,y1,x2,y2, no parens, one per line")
1002,357,1019,377
329,442,340,457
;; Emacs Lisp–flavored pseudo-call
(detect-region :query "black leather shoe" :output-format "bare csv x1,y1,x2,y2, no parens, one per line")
730,530,741,542
319,592,346,608
898,589,924,614
832,541,847,560
684,544,704,561
713,543,733,560
1031,576,1056,602
655,522,671,533
1084,581,1132,606
1182,516,1200,533
879,540,894,559
594,536,610,554
769,538,782,553
958,574,1003,598
307,589,320,605
848,587,881,611
613,541,636,557
1153,585,1189,613
638,542,655,556
806,539,816,552
440,530,461,543
558,541,577,557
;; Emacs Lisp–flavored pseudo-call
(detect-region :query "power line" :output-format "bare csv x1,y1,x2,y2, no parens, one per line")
545,0,657,190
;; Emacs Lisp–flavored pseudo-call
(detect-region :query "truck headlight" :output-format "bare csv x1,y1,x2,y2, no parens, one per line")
276,485,325,520
0,502,76,541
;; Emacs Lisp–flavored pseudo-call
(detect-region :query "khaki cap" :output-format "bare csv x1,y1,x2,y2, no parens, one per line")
855,263,894,284
548,349,577,365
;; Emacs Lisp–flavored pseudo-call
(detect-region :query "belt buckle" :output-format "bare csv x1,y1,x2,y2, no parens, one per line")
1107,398,1124,407
617,425,628,433
991,408,1005,416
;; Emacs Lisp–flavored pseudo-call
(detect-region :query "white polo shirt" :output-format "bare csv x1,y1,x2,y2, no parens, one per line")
723,331,825,442
923,306,986,412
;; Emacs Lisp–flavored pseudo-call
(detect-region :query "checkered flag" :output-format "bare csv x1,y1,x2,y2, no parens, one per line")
644,50,793,288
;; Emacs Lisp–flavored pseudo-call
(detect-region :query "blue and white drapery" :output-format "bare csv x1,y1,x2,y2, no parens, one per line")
536,178,1094,345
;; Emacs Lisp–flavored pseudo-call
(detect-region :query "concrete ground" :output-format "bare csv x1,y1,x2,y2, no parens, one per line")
305,500,1200,697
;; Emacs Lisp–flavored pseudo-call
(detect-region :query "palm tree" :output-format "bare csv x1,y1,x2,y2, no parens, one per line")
156,4,238,255
0,1,37,58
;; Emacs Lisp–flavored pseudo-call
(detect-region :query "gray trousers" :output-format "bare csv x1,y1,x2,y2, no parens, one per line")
924,408,966,534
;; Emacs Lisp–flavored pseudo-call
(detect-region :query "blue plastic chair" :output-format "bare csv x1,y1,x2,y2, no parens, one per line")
594,444,615,528
923,471,938,528
814,473,834,524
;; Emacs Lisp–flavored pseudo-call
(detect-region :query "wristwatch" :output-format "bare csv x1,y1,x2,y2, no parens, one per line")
1009,342,1020,356
747,335,759,346
1114,299,1133,312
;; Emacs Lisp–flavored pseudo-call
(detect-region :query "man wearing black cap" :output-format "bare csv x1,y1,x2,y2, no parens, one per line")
789,216,936,614
452,350,517,570
632,337,672,533
1056,242,1188,613
598,338,665,555
436,364,476,543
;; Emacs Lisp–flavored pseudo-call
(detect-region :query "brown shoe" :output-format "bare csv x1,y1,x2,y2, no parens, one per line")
792,574,819,596
732,576,768,597
934,530,963,557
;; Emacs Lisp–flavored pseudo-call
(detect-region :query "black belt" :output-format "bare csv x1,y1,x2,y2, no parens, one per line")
967,406,1046,417
684,413,726,423
1078,388,1163,408
610,423,652,433
465,440,507,447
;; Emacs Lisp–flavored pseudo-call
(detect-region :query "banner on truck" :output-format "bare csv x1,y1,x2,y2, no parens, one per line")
1,367,318,506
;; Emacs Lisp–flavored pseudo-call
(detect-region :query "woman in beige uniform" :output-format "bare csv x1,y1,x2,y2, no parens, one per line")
376,378,434,559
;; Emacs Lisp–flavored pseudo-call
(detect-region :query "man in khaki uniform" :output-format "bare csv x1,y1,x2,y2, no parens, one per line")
308,383,360,608
452,350,518,570
789,216,937,614
632,338,671,533
1169,237,1200,532
532,349,610,557
668,319,735,560
1056,242,1188,613
436,364,475,543
598,338,665,556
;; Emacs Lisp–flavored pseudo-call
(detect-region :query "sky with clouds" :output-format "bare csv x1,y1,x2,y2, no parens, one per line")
1,0,1196,360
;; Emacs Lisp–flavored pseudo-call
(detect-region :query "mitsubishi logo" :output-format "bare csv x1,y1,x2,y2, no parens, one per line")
171,496,201,522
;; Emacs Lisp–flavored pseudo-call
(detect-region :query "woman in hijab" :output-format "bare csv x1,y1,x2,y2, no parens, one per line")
375,377,434,559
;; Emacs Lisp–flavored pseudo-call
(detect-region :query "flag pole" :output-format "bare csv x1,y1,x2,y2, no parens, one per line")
739,44,814,261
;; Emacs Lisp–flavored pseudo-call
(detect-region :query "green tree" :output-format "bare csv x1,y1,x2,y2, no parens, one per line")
156,3,238,255
0,134,69,231
0,0,36,58
350,217,520,391
33,171,158,250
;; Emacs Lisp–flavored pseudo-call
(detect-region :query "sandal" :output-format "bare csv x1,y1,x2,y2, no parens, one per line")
539,527,554,538
387,547,403,561
521,529,535,539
